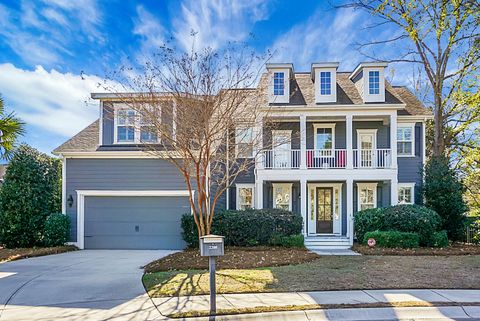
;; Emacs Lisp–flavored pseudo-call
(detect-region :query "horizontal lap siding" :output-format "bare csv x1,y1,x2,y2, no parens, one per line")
65,158,189,241
398,123,423,204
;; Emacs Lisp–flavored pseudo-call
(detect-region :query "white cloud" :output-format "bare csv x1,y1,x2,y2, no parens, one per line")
0,63,103,137
172,0,270,51
270,8,364,71
133,5,166,57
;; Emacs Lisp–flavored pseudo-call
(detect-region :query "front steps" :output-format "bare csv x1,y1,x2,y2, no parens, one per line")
304,236,351,250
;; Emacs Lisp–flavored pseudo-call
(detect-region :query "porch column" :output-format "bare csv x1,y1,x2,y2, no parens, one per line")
255,180,263,209
346,178,354,245
390,112,398,169
300,178,307,236
391,177,398,206
346,114,353,169
255,116,264,170
300,115,307,169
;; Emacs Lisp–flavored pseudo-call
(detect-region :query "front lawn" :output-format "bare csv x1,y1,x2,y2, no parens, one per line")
0,245,77,263
144,247,480,297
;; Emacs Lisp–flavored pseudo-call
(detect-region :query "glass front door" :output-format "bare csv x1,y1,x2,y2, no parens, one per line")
316,187,333,233
273,131,291,168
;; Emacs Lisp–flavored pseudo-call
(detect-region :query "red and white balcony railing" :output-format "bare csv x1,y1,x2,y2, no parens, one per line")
353,149,392,168
261,148,392,169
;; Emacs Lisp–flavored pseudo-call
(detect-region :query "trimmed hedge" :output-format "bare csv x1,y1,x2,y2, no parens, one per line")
181,209,303,247
43,213,70,247
269,234,304,247
363,231,420,248
355,204,442,246
431,230,449,248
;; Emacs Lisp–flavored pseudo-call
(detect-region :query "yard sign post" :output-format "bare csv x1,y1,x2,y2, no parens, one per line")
199,235,225,315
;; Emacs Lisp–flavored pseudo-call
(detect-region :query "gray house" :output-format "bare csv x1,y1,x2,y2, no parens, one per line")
54,61,432,250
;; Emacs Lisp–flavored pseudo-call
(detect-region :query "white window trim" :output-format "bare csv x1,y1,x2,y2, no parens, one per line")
368,70,380,95
113,107,160,144
398,183,415,204
397,123,415,157
356,129,378,150
235,125,255,159
272,183,293,211
319,71,332,96
236,183,255,210
357,182,378,210
313,123,336,150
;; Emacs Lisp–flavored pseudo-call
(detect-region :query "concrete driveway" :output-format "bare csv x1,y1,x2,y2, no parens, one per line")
0,250,175,321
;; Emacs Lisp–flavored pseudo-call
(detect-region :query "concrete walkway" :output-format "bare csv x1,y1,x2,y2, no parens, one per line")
0,250,175,321
152,289,480,319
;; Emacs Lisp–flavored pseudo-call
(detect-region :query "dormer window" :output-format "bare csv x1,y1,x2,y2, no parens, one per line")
369,71,380,95
114,107,159,144
273,72,285,96
320,72,332,95
116,109,135,142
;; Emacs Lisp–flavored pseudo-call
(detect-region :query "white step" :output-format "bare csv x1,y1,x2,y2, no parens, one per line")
304,236,352,250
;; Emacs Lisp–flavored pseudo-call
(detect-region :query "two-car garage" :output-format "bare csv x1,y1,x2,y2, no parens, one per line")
77,191,190,250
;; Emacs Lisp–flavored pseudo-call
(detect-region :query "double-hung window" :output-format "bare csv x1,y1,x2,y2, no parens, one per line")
235,126,254,158
116,109,136,143
320,71,331,95
236,184,254,210
273,183,292,211
357,183,377,210
139,111,158,143
369,71,380,95
273,72,285,96
397,124,414,156
398,183,415,204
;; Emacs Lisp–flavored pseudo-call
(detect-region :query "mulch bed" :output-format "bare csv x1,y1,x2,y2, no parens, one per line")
0,245,78,263
144,246,320,273
353,242,480,256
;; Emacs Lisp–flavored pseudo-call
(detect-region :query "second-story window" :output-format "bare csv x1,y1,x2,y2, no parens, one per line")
116,109,135,142
320,71,331,95
235,126,254,158
397,125,414,156
369,71,380,95
273,72,285,96
140,116,158,143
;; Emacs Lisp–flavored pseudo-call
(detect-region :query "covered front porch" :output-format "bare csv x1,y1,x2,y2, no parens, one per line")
256,174,397,250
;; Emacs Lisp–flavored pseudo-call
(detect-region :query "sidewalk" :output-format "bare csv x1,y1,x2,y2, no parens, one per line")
151,289,480,320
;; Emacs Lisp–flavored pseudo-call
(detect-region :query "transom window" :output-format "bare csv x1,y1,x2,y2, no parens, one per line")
397,125,414,156
273,72,285,96
398,183,415,204
235,126,254,158
369,71,380,95
236,184,254,210
358,183,377,211
273,183,292,211
320,71,331,95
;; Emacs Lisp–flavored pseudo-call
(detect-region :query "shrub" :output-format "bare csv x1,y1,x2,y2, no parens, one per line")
423,156,468,241
0,145,61,248
363,231,420,248
181,209,303,247
466,218,480,244
43,214,70,247
431,230,449,248
383,204,442,246
354,208,386,242
269,234,304,247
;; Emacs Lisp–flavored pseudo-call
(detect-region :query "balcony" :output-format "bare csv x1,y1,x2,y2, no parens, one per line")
262,149,392,169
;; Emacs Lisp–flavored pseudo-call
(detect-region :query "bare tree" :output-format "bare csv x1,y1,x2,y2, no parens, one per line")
100,44,279,237
337,0,480,157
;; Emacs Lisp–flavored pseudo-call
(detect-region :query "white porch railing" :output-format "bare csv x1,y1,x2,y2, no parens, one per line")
306,149,347,169
263,149,300,169
353,149,392,168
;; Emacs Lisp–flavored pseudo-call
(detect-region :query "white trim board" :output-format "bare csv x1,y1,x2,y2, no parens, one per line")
74,190,192,249
235,183,255,210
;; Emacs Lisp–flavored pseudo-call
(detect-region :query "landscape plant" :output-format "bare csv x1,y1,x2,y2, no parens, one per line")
363,231,420,248
43,213,71,247
0,145,61,248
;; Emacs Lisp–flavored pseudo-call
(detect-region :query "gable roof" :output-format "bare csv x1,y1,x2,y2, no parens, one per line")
53,120,99,154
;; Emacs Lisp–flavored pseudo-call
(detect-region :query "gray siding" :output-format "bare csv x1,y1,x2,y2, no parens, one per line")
65,158,188,241
353,121,389,149
353,181,391,213
306,122,346,149
398,123,423,204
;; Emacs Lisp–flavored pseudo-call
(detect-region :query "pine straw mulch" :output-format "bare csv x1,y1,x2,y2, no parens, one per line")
0,245,78,263
144,246,320,273
353,242,480,256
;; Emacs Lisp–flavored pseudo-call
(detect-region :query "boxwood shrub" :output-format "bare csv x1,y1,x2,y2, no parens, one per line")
181,209,303,247
363,231,420,248
431,230,449,248
269,234,304,247
354,208,386,243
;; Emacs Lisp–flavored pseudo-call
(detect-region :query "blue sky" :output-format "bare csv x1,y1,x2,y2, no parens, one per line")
0,0,414,155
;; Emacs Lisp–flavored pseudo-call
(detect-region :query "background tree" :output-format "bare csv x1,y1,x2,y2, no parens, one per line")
340,0,480,157
0,145,61,248
0,95,25,160
423,155,468,240
102,44,277,237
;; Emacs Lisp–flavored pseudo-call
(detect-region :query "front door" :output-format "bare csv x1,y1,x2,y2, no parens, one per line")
272,130,291,168
316,187,333,233
358,131,376,167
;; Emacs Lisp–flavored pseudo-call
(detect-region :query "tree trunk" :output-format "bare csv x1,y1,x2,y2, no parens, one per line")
433,91,445,157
